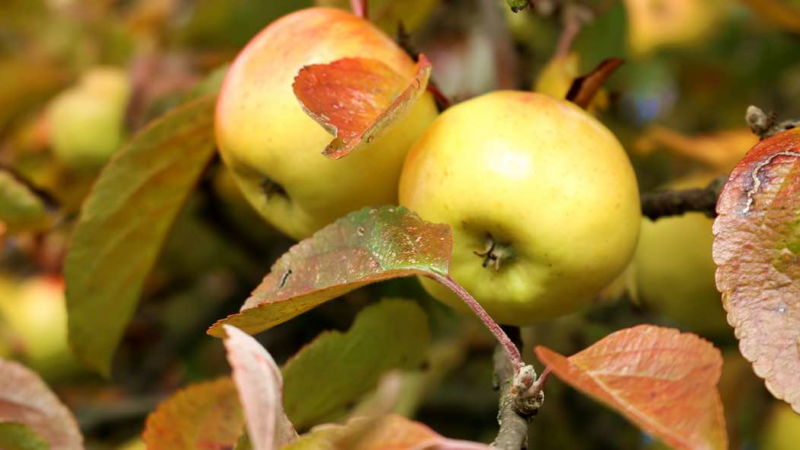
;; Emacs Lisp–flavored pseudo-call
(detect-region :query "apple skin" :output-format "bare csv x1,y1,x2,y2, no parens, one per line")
762,403,800,450
215,7,438,240
399,91,641,325
634,173,729,336
48,67,131,171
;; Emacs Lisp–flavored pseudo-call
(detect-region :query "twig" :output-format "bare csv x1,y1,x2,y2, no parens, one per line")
428,274,522,369
746,105,799,140
640,175,726,221
554,4,594,58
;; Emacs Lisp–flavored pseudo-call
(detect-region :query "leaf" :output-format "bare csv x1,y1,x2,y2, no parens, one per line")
535,325,727,450
535,53,609,114
712,127,800,413
65,95,217,376
207,206,451,337
0,423,51,450
143,377,245,450
223,325,297,450
633,126,758,172
284,415,491,450
293,55,432,159
282,299,430,429
0,359,83,450
0,170,53,233
740,0,800,33
566,58,624,110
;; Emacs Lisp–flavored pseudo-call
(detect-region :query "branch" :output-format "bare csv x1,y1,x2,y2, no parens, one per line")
640,175,727,221
492,347,548,449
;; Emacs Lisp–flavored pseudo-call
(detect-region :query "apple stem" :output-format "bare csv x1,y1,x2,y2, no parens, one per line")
429,273,523,370
351,0,368,19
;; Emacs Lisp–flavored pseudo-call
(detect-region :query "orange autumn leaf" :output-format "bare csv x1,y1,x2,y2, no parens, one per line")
535,325,727,450
293,55,432,159
634,126,758,172
713,127,800,413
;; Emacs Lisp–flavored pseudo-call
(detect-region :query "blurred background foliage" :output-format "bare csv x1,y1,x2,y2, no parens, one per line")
1,0,799,448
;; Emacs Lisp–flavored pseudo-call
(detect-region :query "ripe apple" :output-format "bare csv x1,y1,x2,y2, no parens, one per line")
761,403,800,450
0,275,82,380
48,67,131,171
399,91,641,325
216,7,438,240
634,172,729,337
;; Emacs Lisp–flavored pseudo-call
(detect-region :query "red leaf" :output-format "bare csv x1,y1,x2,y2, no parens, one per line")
143,378,244,450
565,58,624,110
713,127,800,412
535,325,727,450
223,325,296,450
207,206,451,337
293,55,432,159
0,359,83,449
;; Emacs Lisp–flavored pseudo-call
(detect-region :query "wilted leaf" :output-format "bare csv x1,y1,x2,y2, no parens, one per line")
143,378,244,450
740,0,800,33
283,299,430,429
207,206,451,337
284,415,491,450
566,58,624,110
315,0,440,32
535,53,609,114
634,126,757,172
223,325,297,450
712,127,800,413
65,95,217,376
0,170,52,233
293,55,432,159
535,325,727,450
0,359,83,450
0,423,49,450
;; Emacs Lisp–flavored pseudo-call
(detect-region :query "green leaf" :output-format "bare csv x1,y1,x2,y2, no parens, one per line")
0,423,50,450
0,170,52,233
65,95,217,376
207,206,451,337
143,377,244,450
283,299,430,429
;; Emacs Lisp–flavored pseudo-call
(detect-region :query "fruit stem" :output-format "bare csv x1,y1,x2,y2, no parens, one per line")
350,0,368,19
428,273,523,370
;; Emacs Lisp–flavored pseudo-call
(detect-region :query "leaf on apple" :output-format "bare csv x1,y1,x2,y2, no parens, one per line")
282,299,430,429
293,55,432,160
565,58,624,110
223,325,297,450
284,414,491,450
207,206,451,337
535,325,727,450
143,377,245,450
0,170,53,234
633,126,758,172
0,359,83,450
65,95,217,377
712,127,800,413
0,423,50,450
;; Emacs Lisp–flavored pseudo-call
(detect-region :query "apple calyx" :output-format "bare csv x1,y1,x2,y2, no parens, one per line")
474,235,514,271
260,176,288,203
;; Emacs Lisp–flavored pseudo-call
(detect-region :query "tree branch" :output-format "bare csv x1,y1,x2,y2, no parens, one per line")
493,344,530,449
640,175,727,221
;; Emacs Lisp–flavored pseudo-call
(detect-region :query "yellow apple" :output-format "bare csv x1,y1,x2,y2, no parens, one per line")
216,7,438,240
48,67,131,171
634,172,729,336
761,403,800,450
399,91,641,325
0,275,82,380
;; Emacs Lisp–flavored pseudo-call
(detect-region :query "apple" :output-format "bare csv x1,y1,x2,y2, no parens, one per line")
399,91,641,325
633,172,729,337
761,403,800,450
215,7,438,240
0,275,82,380
48,67,131,171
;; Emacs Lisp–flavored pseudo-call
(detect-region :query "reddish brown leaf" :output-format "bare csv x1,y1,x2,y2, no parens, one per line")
0,359,83,450
223,325,296,450
293,55,432,159
712,127,800,413
565,58,624,110
633,126,758,172
535,325,727,450
283,415,491,450
207,206,451,337
143,378,244,450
